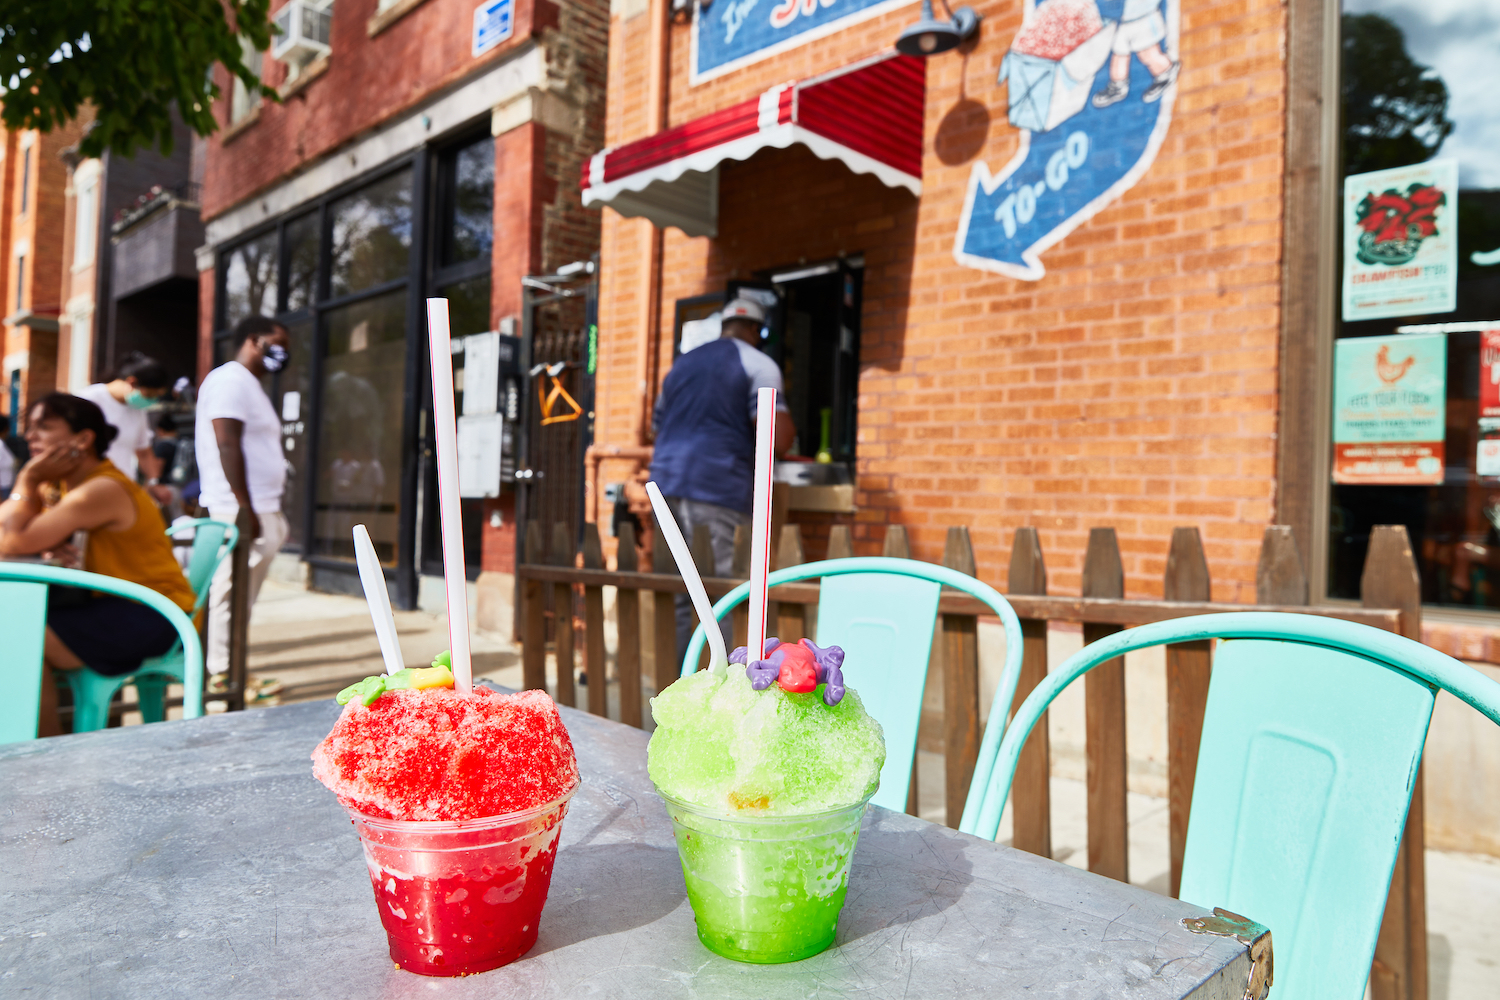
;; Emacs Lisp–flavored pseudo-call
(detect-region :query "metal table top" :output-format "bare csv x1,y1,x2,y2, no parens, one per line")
0,696,1267,999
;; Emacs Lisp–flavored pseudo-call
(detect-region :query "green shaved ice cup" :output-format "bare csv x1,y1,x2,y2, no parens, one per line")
648,667,886,963
661,791,871,964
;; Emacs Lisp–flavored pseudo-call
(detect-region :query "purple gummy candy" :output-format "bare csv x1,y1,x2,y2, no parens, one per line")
802,638,847,706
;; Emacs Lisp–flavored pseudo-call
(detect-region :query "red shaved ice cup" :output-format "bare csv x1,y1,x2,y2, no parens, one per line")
348,780,578,976
659,789,873,964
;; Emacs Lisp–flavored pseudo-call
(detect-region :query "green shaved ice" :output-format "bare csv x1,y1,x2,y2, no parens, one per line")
648,667,885,815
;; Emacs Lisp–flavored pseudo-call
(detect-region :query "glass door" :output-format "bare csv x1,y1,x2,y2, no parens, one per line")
420,132,494,578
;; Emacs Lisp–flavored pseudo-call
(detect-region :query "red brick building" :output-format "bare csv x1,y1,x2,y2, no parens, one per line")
197,0,608,619
583,0,1500,642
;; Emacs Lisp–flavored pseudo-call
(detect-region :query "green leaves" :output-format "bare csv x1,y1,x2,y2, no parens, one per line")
0,0,280,158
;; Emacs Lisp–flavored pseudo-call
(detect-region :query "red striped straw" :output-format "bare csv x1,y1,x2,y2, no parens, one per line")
746,386,777,666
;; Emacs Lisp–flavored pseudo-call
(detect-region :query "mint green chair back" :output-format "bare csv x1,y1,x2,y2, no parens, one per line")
681,556,1025,814
168,518,239,613
0,564,206,744
964,611,1500,1000
0,576,50,743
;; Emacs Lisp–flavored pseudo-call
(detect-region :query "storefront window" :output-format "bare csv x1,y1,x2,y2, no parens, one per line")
222,230,278,328
329,168,413,298
1329,1,1500,608
442,139,495,267
313,291,408,564
277,319,315,551
284,211,320,313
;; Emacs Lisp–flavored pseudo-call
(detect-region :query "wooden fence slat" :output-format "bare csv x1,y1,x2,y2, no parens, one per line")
775,525,806,651
582,524,607,718
1256,525,1309,605
522,521,547,692
941,526,980,829
652,522,679,690
1082,527,1128,883
883,524,911,559
550,523,577,709
731,524,750,649
826,524,853,561
1164,526,1211,899
615,522,643,728
1008,526,1051,859
1363,525,1426,1000
692,525,716,672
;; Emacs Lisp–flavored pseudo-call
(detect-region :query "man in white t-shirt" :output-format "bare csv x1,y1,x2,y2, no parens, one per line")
196,316,291,679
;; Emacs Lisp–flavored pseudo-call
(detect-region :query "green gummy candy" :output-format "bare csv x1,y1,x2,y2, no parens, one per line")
431,650,452,669
384,668,415,690
335,675,387,707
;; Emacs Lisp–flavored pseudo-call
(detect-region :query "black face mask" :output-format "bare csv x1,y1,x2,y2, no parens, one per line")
262,343,290,373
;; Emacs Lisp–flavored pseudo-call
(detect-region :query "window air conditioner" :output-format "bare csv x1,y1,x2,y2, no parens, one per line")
273,0,333,75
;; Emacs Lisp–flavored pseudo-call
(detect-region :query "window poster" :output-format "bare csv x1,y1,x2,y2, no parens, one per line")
1342,160,1458,322
1478,327,1500,478
1332,333,1446,485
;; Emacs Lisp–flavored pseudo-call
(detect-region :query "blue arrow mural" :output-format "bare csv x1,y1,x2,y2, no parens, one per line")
954,0,1180,280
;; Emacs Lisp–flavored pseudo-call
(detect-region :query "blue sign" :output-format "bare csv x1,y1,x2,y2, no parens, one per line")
692,0,911,82
954,0,1179,279
472,0,513,58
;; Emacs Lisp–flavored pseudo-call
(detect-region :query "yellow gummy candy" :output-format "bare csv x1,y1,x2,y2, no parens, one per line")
409,664,455,690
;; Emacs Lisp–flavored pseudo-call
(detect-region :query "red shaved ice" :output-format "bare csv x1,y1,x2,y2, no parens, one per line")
311,687,578,821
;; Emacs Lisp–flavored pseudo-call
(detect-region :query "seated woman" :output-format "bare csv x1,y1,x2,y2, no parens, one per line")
0,394,196,737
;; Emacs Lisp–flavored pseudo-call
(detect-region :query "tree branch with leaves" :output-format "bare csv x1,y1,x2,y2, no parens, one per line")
0,0,280,158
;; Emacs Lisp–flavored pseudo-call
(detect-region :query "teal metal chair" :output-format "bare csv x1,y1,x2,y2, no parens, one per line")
962,611,1500,1000
62,518,236,732
681,556,1025,814
0,563,206,744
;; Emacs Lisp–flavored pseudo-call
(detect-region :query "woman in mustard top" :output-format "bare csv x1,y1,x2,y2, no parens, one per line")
0,394,195,736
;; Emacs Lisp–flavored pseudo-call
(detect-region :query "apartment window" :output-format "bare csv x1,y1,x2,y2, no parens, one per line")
14,255,24,311
230,36,264,124
73,176,98,266
17,139,32,215
1326,1,1500,609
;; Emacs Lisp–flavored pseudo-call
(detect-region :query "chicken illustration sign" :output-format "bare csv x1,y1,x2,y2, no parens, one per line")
1332,333,1447,486
1342,161,1459,321
954,0,1180,278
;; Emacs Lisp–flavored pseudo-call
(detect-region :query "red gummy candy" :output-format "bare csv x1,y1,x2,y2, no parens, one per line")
311,687,579,821
776,641,818,693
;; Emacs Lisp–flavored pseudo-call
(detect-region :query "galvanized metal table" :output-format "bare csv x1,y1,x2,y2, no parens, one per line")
0,697,1269,999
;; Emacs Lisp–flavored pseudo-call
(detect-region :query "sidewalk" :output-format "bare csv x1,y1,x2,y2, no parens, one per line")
235,579,1498,999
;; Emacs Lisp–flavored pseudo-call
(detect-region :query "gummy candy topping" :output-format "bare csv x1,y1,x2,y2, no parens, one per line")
311,687,579,821
647,666,885,816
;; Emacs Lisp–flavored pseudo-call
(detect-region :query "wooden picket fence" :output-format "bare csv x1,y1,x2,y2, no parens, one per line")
518,519,1428,1000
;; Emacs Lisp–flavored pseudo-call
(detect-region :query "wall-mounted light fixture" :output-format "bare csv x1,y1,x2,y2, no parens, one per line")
894,0,980,56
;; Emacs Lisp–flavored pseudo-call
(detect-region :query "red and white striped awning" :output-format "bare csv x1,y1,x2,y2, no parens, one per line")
581,52,925,238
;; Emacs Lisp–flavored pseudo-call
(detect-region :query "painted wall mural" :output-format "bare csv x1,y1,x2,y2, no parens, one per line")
954,0,1180,279
692,0,913,83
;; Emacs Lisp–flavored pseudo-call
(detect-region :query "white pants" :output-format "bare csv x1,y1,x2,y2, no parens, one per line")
206,505,290,676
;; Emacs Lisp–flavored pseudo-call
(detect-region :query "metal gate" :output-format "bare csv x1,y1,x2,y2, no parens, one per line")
516,261,597,565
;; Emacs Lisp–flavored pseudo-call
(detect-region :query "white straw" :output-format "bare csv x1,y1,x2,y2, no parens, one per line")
645,483,728,674
425,298,473,696
353,524,405,676
746,386,777,666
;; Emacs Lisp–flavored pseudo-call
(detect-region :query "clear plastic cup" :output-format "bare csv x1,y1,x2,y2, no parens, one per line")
658,790,872,964
347,783,577,977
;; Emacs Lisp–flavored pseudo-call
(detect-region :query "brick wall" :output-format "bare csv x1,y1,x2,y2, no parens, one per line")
594,0,1287,603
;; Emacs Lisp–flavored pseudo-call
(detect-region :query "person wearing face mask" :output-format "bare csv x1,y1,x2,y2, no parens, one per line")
0,394,196,736
77,352,172,490
195,315,292,682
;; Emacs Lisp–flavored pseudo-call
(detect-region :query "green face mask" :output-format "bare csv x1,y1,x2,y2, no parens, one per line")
125,390,156,410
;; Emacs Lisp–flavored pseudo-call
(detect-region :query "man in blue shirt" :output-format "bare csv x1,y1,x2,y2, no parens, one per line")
651,297,795,659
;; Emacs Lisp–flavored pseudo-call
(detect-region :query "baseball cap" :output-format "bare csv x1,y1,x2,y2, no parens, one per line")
721,297,767,324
